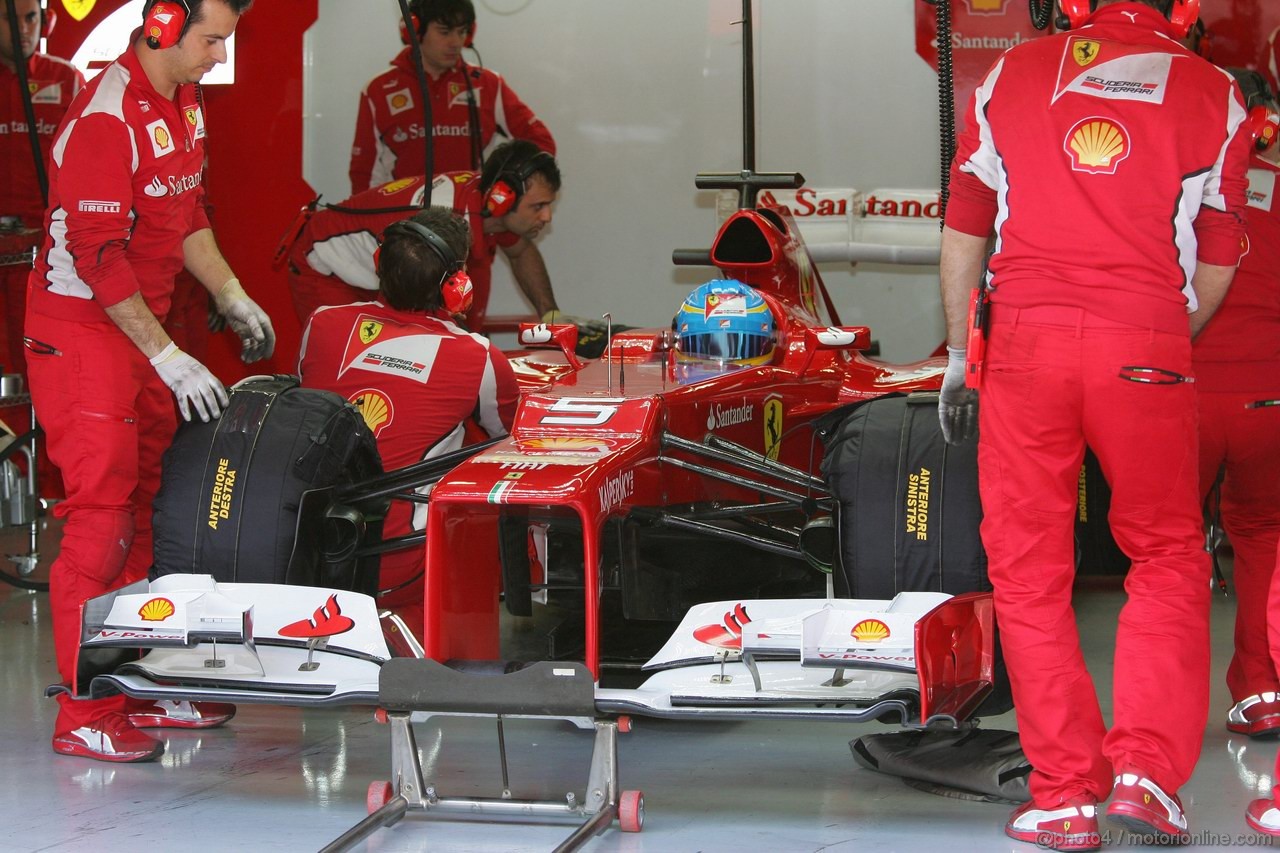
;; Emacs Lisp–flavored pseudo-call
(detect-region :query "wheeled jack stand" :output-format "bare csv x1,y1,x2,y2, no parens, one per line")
322,659,643,852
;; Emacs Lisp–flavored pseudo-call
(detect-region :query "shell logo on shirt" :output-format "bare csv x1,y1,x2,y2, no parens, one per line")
147,119,175,158
1072,39,1100,67
1064,117,1130,175
961,0,1010,14
379,178,416,195
350,389,394,436
386,88,414,116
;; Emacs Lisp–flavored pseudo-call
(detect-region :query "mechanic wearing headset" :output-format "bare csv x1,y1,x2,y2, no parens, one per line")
938,0,1249,847
297,207,517,645
1198,69,1280,743
289,140,601,338
27,0,274,763
348,0,555,194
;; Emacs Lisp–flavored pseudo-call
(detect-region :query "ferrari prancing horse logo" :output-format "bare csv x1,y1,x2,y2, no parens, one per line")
1073,39,1101,67
359,320,383,344
764,396,783,460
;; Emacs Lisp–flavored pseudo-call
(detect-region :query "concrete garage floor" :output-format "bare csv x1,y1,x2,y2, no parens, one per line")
0,521,1274,852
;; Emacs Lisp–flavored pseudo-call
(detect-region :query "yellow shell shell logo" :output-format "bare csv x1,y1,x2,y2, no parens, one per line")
852,619,891,643
1065,118,1129,175
525,437,607,450
154,126,171,150
351,390,393,436
379,178,416,195
138,597,176,622
390,94,409,110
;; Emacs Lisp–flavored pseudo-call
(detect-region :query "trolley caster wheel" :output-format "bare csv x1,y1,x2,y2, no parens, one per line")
617,715,632,734
373,707,388,724
618,789,644,832
367,780,393,814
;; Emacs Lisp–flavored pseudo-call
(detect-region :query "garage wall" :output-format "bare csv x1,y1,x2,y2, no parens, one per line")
303,0,947,362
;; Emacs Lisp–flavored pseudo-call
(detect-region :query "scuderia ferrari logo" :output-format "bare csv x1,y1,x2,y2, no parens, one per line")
1073,39,1101,67
360,320,383,344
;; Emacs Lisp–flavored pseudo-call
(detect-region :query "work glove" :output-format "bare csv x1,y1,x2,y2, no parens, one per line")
541,309,608,336
215,278,276,363
151,342,229,423
939,345,978,445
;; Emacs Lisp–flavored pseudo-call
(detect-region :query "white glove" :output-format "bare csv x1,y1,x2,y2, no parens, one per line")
939,345,978,445
542,309,607,336
215,278,276,363
151,342,229,423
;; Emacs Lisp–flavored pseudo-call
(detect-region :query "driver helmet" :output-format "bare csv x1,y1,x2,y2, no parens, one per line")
674,279,775,367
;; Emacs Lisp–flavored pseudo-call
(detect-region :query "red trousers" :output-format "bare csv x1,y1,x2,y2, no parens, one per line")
1197,389,1280,703
979,306,1209,806
26,312,177,727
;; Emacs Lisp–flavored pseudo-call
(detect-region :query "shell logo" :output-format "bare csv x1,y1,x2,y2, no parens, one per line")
351,389,394,437
390,94,409,110
525,437,608,451
379,178,416,195
1064,118,1130,175
851,619,891,643
154,126,170,150
138,597,176,622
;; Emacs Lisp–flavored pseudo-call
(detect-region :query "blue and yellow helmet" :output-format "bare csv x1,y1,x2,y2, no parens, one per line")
674,279,775,367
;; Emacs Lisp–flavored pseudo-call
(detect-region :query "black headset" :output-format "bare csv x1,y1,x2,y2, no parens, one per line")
480,148,556,218
376,220,473,313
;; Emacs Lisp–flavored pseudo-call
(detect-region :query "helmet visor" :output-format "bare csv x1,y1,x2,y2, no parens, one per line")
678,330,772,362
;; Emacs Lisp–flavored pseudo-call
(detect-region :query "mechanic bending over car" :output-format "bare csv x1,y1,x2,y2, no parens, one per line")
28,0,275,763
287,140,604,343
348,0,554,192
297,206,518,646
938,0,1249,847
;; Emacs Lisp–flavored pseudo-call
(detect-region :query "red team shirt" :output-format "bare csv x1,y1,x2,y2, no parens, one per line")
349,49,554,193
291,172,517,329
947,3,1250,332
1193,152,1280,390
0,53,84,226
30,46,211,323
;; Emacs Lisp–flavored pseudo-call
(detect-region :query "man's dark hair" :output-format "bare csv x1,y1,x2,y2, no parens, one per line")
479,140,562,197
409,0,475,34
378,206,471,313
1097,0,1172,12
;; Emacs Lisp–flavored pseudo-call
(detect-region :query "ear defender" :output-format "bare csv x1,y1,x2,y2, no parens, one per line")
144,0,191,50
39,4,56,39
1248,105,1280,152
481,150,556,218
378,220,474,314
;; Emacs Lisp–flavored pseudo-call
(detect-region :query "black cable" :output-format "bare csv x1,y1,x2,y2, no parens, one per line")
396,0,434,205
5,0,47,209
1029,0,1054,30
935,0,956,229
460,61,484,171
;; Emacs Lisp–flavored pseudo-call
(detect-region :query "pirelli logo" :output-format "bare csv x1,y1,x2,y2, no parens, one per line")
78,199,121,214
207,457,238,530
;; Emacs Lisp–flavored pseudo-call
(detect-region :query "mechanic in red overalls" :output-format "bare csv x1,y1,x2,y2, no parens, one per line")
1244,538,1280,835
297,207,517,645
1197,69,1280,742
938,1,1249,847
27,0,275,763
348,0,554,193
290,140,597,338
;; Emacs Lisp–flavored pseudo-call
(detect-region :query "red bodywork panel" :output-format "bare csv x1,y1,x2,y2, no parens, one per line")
424,209,947,677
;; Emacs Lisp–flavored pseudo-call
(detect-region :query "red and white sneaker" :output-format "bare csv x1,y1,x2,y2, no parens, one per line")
1005,797,1101,851
127,700,236,730
1246,799,1280,836
1105,772,1189,841
1227,693,1280,739
52,711,163,763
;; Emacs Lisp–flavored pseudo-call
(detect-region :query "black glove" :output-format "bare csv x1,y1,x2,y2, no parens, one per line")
939,346,978,445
